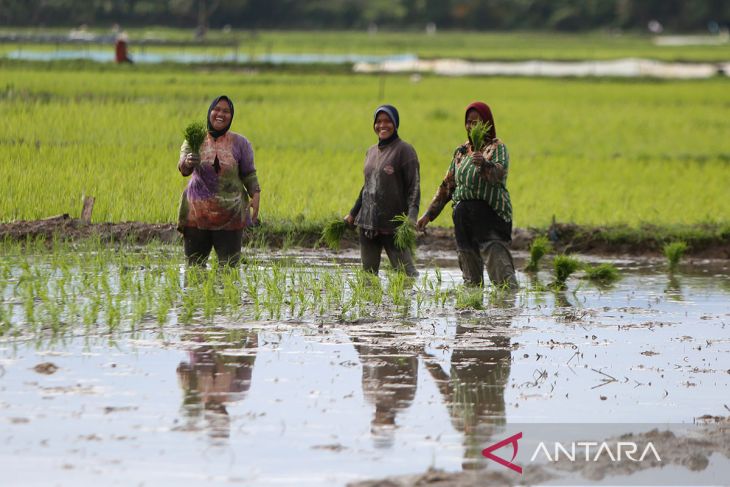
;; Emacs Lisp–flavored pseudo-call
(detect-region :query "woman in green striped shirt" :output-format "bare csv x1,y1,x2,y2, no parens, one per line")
417,102,518,289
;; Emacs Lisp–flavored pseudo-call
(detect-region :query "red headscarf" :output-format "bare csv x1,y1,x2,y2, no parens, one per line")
465,101,497,140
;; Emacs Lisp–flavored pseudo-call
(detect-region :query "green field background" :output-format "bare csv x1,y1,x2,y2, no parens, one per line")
2,29,729,61
1,64,728,228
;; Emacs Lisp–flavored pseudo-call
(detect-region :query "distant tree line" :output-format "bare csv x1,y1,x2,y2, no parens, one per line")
2,0,728,33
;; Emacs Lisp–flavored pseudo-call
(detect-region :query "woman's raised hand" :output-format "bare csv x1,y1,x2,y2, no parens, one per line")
185,153,201,168
471,150,485,168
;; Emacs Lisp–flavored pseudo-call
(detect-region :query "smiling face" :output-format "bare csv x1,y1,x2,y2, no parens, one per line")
374,112,395,140
209,99,232,132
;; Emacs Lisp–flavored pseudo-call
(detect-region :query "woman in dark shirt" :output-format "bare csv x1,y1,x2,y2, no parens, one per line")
344,104,420,277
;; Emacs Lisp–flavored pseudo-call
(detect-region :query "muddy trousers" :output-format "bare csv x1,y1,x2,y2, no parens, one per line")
453,200,518,289
183,227,243,267
359,229,418,277
457,243,517,289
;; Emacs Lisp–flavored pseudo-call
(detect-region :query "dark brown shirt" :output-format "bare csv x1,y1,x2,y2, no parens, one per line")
350,138,420,234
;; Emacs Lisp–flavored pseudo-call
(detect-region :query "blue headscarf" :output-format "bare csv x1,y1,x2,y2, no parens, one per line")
373,104,400,147
207,95,234,139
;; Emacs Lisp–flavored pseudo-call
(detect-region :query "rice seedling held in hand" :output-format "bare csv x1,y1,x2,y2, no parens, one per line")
392,214,417,253
321,218,348,250
183,121,207,154
525,235,552,272
469,120,493,152
552,255,581,289
583,262,620,284
663,241,688,273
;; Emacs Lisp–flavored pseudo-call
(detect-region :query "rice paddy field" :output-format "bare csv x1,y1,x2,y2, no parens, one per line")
1,239,729,485
1,31,729,486
1,63,729,230
3,28,730,61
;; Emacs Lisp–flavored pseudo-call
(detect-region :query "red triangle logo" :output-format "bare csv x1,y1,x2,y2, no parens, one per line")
481,432,523,474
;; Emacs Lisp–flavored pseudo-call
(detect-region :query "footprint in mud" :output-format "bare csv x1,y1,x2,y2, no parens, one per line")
33,362,59,375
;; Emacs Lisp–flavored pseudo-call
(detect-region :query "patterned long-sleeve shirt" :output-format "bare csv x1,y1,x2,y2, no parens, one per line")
350,138,420,234
177,131,260,232
424,139,512,223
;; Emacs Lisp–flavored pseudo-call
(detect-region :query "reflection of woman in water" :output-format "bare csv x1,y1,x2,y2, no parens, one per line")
423,300,515,469
352,333,418,448
176,328,258,441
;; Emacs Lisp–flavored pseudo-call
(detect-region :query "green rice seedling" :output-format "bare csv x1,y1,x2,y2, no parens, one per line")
155,295,171,325
663,241,688,272
386,270,409,309
414,283,425,316
131,292,148,325
107,293,123,332
525,236,552,272
487,280,514,302
346,270,381,317
180,288,197,323
527,275,549,294
201,270,219,320
583,263,620,284
323,270,344,311
455,286,484,310
362,272,383,307
20,284,35,325
469,120,493,152
552,255,581,289
321,219,348,251
183,121,207,154
83,296,101,328
392,214,417,253
430,275,451,308
243,266,262,319
0,305,11,338
262,264,286,319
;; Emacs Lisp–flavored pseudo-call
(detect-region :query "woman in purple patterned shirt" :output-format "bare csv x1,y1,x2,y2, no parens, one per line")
177,95,261,267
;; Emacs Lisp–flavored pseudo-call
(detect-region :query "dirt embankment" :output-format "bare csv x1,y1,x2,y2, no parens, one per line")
1,215,728,258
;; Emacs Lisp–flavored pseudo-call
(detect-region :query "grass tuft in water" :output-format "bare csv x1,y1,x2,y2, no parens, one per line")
321,219,348,250
392,214,416,253
663,241,688,272
183,121,207,154
552,255,581,289
455,286,484,310
525,236,552,272
583,263,620,284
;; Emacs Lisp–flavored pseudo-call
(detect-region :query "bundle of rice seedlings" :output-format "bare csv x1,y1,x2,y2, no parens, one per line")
663,241,688,272
469,120,493,152
392,214,417,253
525,236,552,272
455,286,484,310
184,121,207,154
552,255,581,289
584,263,620,284
321,219,348,250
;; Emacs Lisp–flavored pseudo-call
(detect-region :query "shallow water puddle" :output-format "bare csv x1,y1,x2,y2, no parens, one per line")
0,253,728,485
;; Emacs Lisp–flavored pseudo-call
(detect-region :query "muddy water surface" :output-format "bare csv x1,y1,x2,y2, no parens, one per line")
1,250,728,486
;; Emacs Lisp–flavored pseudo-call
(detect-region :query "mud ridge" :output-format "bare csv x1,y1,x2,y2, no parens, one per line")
1,216,728,258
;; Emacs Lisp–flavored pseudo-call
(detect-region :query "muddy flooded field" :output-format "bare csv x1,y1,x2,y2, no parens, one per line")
0,245,728,486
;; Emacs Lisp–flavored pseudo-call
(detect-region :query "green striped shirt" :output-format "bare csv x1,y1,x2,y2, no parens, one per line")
451,142,512,222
